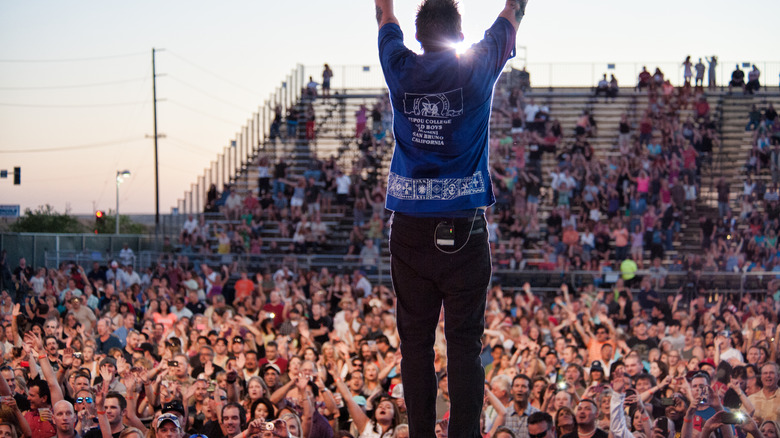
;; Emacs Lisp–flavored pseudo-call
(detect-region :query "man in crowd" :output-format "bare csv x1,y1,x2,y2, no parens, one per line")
504,374,539,438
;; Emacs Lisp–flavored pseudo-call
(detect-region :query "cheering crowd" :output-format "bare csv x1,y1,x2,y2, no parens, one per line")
0,241,778,438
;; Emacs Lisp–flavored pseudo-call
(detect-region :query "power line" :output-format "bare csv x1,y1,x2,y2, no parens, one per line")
0,77,147,91
0,138,146,154
167,136,220,156
0,51,147,63
166,51,262,95
0,101,148,108
168,100,238,125
167,76,252,113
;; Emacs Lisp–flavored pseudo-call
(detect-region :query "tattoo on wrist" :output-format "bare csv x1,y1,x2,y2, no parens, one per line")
376,6,383,24
514,0,526,21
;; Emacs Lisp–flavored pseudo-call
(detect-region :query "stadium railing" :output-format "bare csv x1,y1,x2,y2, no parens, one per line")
38,248,777,296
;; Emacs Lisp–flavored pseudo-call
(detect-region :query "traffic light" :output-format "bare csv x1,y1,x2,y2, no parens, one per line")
13,167,20,185
95,211,105,234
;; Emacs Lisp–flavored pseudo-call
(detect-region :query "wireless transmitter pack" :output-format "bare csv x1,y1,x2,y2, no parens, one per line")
435,221,455,247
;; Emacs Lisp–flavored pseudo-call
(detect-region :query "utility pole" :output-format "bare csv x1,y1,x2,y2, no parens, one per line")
150,48,165,234
152,48,160,232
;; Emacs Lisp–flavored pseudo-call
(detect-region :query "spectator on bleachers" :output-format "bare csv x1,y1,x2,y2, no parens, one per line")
305,76,318,98
746,65,761,94
766,103,778,129
269,105,282,142
682,56,693,87
285,106,299,141
322,63,333,98
359,240,380,273
747,104,763,131
707,56,718,89
355,104,368,138
305,102,316,140
729,64,746,94
595,74,609,99
334,170,352,214
608,74,619,101
693,95,710,124
223,190,244,221
694,58,706,88
637,66,651,91
652,68,665,90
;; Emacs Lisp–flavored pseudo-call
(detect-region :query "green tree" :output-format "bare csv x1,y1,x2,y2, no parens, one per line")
9,205,87,233
97,214,148,235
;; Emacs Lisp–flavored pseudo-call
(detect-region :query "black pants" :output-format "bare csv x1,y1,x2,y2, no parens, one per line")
389,212,491,438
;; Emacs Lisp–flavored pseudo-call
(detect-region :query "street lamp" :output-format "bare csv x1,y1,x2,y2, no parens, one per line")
116,170,131,235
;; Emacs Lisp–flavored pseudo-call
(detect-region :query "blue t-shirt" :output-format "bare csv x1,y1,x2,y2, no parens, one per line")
378,18,516,214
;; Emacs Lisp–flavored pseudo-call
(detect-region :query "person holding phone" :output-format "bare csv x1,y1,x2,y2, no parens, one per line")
687,371,732,435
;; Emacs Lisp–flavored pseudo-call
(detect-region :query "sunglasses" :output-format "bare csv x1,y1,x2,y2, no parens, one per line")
76,397,94,404
529,429,549,438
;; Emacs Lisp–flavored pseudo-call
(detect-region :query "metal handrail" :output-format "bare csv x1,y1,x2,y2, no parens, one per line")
40,248,776,295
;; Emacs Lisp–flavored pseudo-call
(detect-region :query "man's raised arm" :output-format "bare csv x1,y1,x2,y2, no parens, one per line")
375,0,399,28
499,0,528,31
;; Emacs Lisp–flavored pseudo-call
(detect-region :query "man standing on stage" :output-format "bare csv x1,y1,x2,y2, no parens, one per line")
375,0,527,436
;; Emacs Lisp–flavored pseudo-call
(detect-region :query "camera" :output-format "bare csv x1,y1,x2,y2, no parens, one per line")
656,417,669,436
74,352,82,359
557,381,568,390
722,412,746,425
168,361,178,367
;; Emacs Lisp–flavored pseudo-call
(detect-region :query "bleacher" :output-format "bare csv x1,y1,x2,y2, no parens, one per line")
183,70,780,293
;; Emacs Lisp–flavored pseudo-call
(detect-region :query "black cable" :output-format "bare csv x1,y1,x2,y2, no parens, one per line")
0,138,145,154
0,52,147,63
0,77,147,91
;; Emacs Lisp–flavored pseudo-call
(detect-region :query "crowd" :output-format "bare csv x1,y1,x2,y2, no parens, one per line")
485,61,722,275
1,239,780,438
1,59,779,438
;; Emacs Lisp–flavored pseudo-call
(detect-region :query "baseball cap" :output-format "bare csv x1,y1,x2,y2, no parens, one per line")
262,363,281,375
162,400,186,417
99,357,117,368
155,413,181,430
590,361,604,373
391,383,404,399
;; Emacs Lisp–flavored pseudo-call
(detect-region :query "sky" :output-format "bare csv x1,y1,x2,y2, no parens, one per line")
0,0,777,216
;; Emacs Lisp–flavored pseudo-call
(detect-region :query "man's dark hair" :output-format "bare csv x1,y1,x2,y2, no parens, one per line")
528,411,554,428
691,371,711,384
416,0,462,52
221,402,246,428
732,366,747,380
105,391,127,412
634,373,657,387
28,379,50,404
512,374,531,386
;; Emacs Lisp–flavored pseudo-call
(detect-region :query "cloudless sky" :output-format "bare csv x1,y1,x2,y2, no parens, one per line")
0,0,777,215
